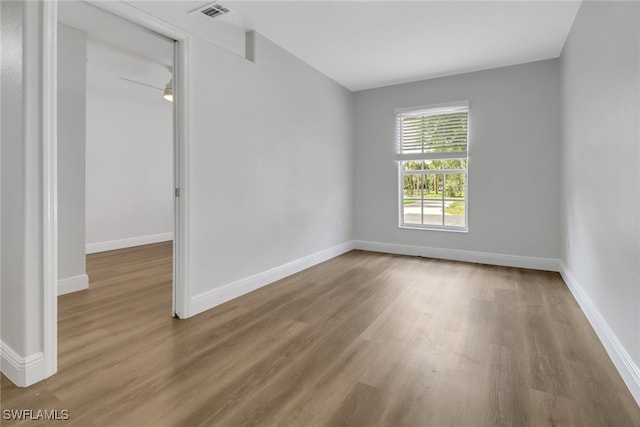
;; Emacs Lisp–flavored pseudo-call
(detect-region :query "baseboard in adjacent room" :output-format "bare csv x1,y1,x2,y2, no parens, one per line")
190,241,355,317
86,232,173,254
0,342,45,388
560,264,640,406
58,274,89,296
353,240,561,271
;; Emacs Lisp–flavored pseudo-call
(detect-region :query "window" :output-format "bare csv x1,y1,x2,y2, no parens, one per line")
396,102,468,231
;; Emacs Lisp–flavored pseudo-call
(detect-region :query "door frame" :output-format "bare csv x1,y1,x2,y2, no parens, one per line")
43,0,191,378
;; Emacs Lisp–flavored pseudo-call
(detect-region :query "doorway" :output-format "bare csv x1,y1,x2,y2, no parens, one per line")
43,0,190,379
57,0,177,304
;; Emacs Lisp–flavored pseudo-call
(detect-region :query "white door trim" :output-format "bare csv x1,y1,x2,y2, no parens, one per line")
42,0,59,378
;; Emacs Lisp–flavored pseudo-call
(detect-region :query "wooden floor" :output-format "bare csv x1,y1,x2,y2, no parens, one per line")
1,242,638,426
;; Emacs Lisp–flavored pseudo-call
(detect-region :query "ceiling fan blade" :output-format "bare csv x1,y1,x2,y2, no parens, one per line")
117,77,164,91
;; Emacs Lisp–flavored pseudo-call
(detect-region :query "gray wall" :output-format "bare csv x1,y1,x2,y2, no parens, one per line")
187,32,354,296
0,0,44,359
353,60,562,259
1,0,28,357
57,23,87,283
561,1,640,373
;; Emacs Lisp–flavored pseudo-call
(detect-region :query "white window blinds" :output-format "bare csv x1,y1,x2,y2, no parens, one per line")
396,104,468,160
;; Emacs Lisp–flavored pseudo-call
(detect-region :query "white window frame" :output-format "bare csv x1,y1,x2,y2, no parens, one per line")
395,101,469,232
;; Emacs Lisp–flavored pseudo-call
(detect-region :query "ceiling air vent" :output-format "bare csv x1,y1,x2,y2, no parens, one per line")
194,3,230,19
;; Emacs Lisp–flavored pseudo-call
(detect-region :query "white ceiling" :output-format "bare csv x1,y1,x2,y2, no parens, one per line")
63,1,581,92
226,1,582,91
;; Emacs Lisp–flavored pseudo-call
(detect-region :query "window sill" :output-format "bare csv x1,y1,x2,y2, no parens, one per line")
399,225,468,233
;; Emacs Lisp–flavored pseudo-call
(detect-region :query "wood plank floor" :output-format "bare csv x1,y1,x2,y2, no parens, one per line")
1,242,638,426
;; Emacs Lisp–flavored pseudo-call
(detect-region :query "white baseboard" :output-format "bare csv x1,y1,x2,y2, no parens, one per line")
353,240,561,271
86,232,173,254
58,274,89,296
560,264,640,406
190,241,355,317
0,341,45,387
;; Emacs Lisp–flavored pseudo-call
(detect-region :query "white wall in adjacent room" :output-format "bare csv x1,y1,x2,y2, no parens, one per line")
353,59,562,261
57,23,88,290
85,40,174,252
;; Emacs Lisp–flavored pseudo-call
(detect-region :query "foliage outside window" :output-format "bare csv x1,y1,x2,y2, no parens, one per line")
396,103,468,230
